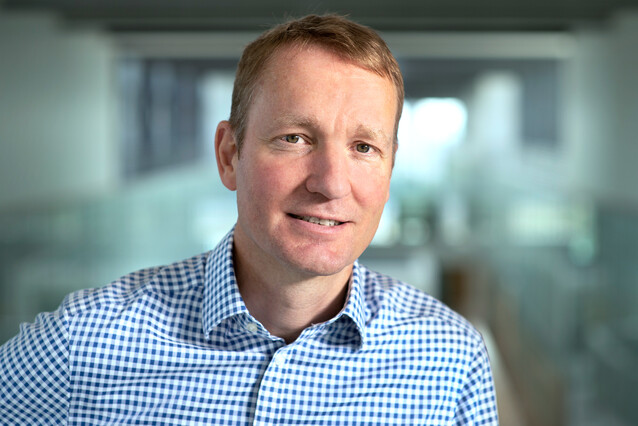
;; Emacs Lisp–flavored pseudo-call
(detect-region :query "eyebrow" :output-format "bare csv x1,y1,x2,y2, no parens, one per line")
353,124,393,147
271,114,320,132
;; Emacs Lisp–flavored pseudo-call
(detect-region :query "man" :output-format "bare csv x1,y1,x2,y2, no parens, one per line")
0,15,498,425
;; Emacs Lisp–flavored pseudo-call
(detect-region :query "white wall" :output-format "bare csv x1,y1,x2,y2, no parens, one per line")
0,11,118,209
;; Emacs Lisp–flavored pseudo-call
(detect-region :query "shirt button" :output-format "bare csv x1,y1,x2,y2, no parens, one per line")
246,323,259,333
272,355,286,367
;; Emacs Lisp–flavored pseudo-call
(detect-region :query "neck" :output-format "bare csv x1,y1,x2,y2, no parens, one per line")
232,242,352,344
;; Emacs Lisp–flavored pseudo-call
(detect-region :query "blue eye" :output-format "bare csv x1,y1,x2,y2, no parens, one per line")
356,143,371,153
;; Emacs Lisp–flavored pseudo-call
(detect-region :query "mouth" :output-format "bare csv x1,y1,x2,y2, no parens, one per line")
288,213,344,227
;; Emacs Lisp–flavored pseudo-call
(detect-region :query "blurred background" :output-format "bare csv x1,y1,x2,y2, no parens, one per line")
1,1,638,425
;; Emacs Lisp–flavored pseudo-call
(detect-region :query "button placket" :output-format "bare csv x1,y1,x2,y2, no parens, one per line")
253,347,291,424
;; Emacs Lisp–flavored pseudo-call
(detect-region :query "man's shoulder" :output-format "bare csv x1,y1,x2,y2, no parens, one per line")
62,252,209,318
359,265,483,345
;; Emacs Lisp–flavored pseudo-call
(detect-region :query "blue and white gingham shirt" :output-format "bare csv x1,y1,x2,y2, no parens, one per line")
0,228,498,425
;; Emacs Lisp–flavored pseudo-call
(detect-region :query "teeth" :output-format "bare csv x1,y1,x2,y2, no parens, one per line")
295,215,341,226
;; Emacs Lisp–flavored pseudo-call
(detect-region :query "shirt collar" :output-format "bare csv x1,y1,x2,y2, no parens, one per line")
202,227,248,337
335,260,369,348
202,227,369,347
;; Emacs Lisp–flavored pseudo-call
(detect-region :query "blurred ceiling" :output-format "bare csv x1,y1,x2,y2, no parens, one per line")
2,0,637,32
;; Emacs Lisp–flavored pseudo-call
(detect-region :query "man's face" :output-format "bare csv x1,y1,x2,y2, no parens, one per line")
219,45,397,279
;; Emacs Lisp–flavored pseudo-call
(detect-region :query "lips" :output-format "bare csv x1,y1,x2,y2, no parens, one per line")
289,213,343,227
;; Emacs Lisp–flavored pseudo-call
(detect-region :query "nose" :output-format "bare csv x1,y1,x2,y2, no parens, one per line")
305,144,352,200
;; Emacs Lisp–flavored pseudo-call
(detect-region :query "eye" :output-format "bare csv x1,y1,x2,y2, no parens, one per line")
356,143,371,153
283,134,302,144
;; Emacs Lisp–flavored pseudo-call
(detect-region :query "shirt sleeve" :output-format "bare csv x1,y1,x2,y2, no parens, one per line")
0,306,70,424
454,339,499,425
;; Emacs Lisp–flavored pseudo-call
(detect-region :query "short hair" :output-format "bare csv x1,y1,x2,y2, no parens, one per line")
228,14,405,151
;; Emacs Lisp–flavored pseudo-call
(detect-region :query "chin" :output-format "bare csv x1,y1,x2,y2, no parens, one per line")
281,250,355,278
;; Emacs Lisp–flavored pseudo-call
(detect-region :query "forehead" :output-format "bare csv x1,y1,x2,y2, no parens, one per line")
250,44,398,129
258,43,386,89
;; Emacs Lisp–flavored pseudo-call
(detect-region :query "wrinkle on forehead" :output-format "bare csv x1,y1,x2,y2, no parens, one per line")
259,44,386,95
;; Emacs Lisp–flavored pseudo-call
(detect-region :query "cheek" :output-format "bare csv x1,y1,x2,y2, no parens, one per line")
237,157,297,207
355,189,390,230
356,168,392,210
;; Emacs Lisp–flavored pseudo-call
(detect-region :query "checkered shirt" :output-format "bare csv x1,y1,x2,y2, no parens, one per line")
0,228,498,425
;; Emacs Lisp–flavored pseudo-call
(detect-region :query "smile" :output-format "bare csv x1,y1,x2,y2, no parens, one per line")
289,214,343,227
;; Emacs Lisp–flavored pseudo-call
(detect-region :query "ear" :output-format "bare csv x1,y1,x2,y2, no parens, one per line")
215,121,238,191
